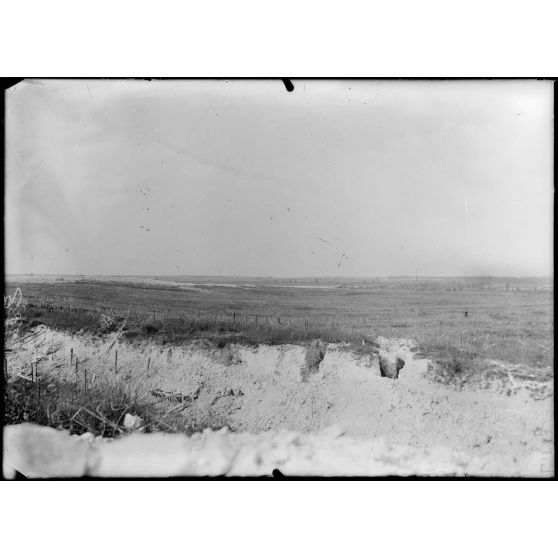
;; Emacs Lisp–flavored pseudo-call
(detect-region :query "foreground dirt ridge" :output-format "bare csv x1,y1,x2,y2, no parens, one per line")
4,326,554,477
3,422,552,478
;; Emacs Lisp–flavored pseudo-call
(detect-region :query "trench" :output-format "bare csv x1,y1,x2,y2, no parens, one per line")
6,326,424,440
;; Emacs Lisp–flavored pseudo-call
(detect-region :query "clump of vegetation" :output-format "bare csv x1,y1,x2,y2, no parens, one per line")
3,375,225,437
426,355,475,388
18,303,102,333
4,376,153,436
99,313,129,334
141,321,160,334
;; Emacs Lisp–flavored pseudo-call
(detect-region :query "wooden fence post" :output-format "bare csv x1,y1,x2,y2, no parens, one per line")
70,347,73,365
84,368,87,393
244,314,248,327
4,357,7,382
232,312,236,326
147,357,151,373
75,357,78,380
115,350,118,374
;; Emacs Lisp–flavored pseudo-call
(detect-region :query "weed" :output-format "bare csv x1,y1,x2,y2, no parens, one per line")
141,321,160,334
3,374,226,437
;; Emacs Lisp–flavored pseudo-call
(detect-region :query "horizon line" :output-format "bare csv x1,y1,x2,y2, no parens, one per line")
5,273,553,280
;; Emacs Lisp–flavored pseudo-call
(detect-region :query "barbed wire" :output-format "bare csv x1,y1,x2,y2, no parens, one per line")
4,287,23,326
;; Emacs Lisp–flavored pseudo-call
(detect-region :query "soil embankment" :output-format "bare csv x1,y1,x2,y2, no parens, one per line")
3,326,554,476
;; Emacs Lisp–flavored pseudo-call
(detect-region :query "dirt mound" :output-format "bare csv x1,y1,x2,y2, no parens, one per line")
4,423,552,478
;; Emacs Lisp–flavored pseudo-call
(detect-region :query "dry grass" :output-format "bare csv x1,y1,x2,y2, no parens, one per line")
3,373,229,436
3,366,225,437
14,302,381,354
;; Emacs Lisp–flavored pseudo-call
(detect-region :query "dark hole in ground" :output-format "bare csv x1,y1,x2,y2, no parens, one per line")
302,341,326,382
379,356,405,379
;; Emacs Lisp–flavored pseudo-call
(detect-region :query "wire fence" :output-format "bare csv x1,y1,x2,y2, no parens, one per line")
16,292,380,342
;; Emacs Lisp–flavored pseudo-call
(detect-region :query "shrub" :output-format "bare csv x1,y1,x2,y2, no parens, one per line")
3,374,231,437
141,322,160,334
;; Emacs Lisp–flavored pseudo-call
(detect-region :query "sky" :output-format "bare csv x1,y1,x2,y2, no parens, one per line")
5,79,554,277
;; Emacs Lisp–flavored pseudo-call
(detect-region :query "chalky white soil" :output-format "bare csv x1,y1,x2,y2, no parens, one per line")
3,326,554,477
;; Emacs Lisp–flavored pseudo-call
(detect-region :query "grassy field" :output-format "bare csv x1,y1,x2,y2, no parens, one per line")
5,275,554,370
